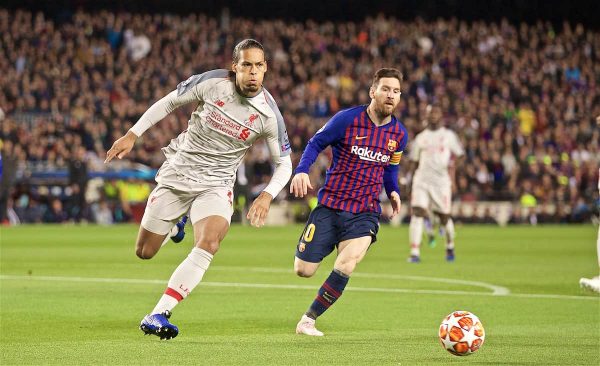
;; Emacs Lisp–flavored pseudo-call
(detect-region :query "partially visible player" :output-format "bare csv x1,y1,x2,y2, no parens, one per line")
579,115,600,293
290,68,408,336
407,103,464,263
105,39,293,339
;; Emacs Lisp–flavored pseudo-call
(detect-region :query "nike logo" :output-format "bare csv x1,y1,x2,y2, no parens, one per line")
355,135,368,140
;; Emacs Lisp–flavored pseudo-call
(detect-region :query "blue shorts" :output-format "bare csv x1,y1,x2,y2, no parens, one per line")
295,205,380,263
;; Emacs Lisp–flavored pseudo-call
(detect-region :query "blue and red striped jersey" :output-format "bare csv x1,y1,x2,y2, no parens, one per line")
296,105,408,214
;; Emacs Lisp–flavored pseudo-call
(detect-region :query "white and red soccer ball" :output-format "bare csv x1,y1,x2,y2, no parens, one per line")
439,311,485,356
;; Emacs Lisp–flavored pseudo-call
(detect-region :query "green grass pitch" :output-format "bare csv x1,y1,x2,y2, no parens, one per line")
1,224,598,365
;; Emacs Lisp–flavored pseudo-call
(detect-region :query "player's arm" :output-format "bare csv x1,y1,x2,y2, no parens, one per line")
383,129,409,217
246,97,293,227
105,71,225,163
104,90,197,163
406,136,421,190
448,131,465,192
290,112,347,197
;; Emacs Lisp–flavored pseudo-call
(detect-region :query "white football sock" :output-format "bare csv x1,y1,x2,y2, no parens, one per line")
409,216,424,256
445,218,455,249
160,224,179,246
151,248,213,314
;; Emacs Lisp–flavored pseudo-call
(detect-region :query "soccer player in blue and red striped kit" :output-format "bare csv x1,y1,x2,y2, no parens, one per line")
290,68,408,336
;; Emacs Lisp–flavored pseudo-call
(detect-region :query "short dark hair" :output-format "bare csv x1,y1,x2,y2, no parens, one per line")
233,39,265,63
372,68,403,87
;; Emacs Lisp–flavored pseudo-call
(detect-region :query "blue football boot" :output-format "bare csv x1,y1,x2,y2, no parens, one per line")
446,248,455,262
170,216,188,243
407,255,421,263
140,310,179,340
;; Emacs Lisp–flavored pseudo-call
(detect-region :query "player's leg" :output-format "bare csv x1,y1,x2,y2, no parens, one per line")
409,182,429,262
140,187,233,339
409,207,428,262
431,184,455,261
295,206,341,336
297,211,378,336
424,213,437,248
136,185,192,259
294,206,339,278
436,213,455,261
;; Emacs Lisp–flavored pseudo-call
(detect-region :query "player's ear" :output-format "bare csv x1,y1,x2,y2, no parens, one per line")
369,86,375,99
232,62,238,73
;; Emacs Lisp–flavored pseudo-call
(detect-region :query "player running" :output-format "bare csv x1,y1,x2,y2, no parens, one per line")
407,103,464,263
289,68,408,336
105,39,292,339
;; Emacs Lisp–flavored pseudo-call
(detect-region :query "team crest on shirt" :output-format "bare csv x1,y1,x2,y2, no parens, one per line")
243,113,259,127
387,139,398,151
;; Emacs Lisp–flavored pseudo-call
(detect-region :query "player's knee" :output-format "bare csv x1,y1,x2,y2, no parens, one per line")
135,245,156,260
335,258,359,275
196,238,221,255
294,262,316,278
438,215,450,225
295,267,315,278
412,207,427,217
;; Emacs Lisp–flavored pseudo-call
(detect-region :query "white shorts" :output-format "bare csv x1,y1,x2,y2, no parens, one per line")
141,162,234,235
410,180,452,215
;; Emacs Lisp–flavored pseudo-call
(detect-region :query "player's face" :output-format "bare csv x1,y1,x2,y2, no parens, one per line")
426,105,443,127
232,48,267,97
370,77,401,116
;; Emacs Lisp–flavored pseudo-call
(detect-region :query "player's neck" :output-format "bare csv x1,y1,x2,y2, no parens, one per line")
366,105,392,126
235,83,262,98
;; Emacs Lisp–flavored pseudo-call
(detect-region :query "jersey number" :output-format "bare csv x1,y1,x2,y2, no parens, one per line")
303,224,316,242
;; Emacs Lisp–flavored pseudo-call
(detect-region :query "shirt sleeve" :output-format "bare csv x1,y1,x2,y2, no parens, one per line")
409,134,421,162
450,131,465,157
383,126,409,197
129,69,229,137
263,90,292,158
129,89,199,137
295,111,348,174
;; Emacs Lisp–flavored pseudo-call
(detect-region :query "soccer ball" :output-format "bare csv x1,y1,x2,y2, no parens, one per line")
438,311,485,356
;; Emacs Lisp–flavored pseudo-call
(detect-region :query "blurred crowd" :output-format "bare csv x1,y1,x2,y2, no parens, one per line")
0,9,598,224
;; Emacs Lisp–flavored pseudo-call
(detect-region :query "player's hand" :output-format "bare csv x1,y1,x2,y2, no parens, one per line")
247,191,272,227
289,173,313,198
389,191,401,219
104,130,137,163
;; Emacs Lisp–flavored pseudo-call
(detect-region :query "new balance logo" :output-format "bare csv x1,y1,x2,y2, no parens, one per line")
350,145,390,163
355,135,368,140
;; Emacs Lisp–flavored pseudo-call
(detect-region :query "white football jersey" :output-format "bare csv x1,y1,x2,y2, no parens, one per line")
131,69,291,185
410,127,464,185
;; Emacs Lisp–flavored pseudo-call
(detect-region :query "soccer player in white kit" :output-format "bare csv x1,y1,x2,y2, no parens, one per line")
407,103,464,263
105,39,293,339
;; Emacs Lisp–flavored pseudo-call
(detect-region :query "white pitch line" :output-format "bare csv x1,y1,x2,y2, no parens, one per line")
1,274,597,301
209,265,511,295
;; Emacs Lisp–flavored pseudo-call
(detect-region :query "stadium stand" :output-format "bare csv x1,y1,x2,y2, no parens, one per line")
0,9,598,224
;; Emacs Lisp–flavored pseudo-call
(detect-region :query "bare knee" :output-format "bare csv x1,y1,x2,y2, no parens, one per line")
437,214,450,225
412,207,428,217
294,262,317,278
295,268,315,278
334,258,358,276
196,238,221,255
135,245,157,260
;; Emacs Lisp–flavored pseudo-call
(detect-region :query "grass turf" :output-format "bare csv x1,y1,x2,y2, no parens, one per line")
1,224,598,365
